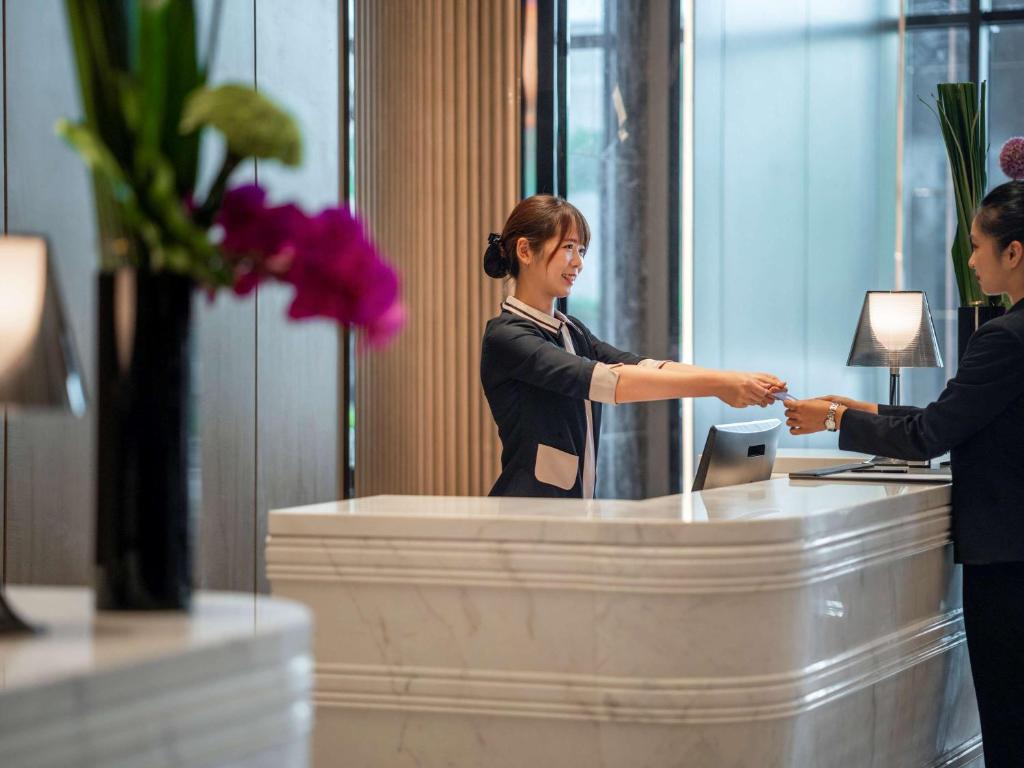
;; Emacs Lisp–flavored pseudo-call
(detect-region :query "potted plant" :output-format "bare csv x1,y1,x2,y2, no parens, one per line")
60,0,403,610
933,82,1007,362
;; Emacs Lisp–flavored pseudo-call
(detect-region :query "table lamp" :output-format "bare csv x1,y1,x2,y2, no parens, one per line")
0,235,87,633
847,290,942,466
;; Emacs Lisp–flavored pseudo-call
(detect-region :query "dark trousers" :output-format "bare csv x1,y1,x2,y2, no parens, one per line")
962,562,1024,768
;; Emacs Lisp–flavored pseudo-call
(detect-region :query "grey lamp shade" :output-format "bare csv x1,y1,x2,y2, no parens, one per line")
847,291,943,369
0,235,87,415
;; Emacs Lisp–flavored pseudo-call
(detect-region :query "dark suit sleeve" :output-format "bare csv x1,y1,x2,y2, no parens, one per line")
839,325,1024,460
483,324,598,400
569,315,647,365
592,337,646,365
879,404,921,418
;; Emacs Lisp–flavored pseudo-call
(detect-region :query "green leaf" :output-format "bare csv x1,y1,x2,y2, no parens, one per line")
162,1,202,196
56,119,135,203
64,1,135,169
130,148,233,285
935,82,988,306
137,0,202,196
180,83,302,165
136,0,170,152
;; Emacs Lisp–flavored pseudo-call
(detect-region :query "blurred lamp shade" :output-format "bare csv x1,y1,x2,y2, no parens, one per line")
0,236,86,414
0,235,87,633
847,290,942,406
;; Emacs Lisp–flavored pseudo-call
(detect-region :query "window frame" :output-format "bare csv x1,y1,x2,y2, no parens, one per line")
906,1,1024,83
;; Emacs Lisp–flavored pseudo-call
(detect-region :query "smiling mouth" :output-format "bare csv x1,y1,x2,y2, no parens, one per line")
561,273,577,284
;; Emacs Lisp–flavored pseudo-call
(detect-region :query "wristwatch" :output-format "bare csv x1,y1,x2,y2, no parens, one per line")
824,402,840,432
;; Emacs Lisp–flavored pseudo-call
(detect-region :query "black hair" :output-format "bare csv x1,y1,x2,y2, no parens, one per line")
977,180,1024,250
483,194,590,280
483,233,508,278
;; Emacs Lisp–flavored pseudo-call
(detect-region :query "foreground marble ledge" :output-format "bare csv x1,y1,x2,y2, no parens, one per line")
0,587,313,768
268,479,981,768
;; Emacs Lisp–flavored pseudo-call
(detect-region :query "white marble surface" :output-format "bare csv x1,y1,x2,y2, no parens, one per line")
0,587,313,768
268,479,981,768
271,477,951,541
772,448,872,473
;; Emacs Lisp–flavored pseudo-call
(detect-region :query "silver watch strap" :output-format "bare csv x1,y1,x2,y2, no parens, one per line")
825,402,839,431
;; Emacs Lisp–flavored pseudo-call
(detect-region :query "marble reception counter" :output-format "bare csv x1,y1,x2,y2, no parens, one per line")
0,587,313,768
267,479,981,768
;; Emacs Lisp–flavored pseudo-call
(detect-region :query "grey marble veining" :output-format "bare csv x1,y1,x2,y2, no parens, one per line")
0,587,313,768
268,479,982,768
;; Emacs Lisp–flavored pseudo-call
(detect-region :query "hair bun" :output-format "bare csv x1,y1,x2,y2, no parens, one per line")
483,232,509,278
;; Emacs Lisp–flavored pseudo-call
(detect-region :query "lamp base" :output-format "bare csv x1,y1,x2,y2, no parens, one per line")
874,370,928,468
0,590,37,634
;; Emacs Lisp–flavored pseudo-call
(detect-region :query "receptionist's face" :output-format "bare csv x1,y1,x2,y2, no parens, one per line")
969,218,1009,297
537,227,586,299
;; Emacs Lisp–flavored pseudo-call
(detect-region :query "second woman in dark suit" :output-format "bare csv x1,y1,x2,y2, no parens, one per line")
784,180,1024,767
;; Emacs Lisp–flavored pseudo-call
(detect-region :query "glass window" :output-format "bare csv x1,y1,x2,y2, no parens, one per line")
693,1,899,450
985,0,1024,10
565,46,604,326
986,23,1024,183
565,0,683,498
544,1,1022,493
901,27,969,405
908,0,969,11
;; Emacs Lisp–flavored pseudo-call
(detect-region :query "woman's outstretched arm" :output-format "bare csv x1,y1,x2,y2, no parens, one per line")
614,364,785,408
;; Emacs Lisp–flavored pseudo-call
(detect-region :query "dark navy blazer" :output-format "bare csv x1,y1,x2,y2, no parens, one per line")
480,302,652,498
839,298,1024,563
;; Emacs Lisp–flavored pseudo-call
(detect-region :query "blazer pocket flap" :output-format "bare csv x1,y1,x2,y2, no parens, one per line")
535,443,579,491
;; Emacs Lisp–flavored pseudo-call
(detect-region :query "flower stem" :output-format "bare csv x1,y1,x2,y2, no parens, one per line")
194,151,241,228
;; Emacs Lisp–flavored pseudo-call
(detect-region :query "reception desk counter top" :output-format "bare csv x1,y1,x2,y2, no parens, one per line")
269,476,950,542
268,479,980,768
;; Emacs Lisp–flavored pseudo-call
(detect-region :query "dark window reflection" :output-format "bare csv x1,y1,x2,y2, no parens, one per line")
901,27,969,406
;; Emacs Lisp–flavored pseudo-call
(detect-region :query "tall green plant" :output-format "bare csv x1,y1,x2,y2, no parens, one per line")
933,82,999,307
59,0,300,285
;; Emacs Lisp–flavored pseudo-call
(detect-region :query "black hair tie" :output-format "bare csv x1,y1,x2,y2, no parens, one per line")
483,232,509,278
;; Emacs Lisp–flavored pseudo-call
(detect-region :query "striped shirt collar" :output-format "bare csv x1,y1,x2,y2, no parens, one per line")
501,295,563,333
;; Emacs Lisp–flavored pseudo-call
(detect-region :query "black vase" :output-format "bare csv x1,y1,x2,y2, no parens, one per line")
957,304,1006,364
96,268,194,610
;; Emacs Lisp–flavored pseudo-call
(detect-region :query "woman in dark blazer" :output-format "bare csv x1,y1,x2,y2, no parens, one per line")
480,194,785,498
784,180,1024,767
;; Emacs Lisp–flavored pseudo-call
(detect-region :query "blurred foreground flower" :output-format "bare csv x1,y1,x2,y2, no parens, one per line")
217,184,403,344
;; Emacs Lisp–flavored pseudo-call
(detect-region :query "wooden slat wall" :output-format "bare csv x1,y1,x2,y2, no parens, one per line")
354,0,519,497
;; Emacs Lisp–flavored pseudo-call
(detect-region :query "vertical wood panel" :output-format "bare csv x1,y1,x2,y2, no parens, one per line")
255,0,341,593
195,1,258,593
5,0,96,584
467,0,480,494
354,0,518,497
1,0,6,579
1,414,5,581
337,0,350,497
442,2,456,495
